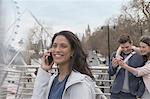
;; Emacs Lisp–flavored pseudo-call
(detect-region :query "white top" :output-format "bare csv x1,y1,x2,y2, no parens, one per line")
137,61,150,93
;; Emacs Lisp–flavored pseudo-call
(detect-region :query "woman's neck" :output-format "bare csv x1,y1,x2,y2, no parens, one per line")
58,63,70,81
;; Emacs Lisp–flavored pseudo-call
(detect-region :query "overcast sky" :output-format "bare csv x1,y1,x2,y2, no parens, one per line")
2,0,130,34
1,0,130,48
20,0,128,34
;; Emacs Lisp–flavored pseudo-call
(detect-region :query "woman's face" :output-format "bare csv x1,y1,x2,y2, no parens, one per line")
51,35,73,66
139,42,150,55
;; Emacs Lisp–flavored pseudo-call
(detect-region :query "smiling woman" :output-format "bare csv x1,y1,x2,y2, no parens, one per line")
114,35,150,99
117,36,150,99
31,30,96,99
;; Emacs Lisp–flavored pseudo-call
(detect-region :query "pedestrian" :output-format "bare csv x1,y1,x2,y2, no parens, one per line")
31,30,96,99
108,34,145,99
118,35,150,99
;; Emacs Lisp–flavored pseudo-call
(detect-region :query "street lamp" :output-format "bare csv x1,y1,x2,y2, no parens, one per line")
140,21,143,36
101,24,116,88
107,25,110,65
101,24,112,65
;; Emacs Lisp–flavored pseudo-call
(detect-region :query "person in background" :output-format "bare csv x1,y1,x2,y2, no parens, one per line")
31,30,96,99
108,34,145,99
118,35,150,99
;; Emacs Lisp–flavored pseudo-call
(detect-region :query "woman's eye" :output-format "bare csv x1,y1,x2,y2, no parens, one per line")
61,44,67,48
52,44,57,48
52,43,69,49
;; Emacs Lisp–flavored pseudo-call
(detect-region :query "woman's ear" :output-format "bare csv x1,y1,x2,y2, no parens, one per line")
71,50,74,57
131,40,133,45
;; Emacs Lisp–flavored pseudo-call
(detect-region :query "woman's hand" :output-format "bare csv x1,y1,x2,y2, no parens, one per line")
118,60,127,68
41,49,54,72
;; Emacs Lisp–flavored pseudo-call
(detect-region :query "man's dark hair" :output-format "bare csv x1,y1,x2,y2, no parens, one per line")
118,34,132,44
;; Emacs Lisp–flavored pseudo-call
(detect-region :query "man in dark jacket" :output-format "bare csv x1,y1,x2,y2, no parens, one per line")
108,34,145,99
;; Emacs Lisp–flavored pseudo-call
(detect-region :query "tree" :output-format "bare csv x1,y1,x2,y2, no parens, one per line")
82,0,150,57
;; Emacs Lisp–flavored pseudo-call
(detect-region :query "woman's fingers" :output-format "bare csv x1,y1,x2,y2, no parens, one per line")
41,49,55,70
118,60,125,66
41,52,51,65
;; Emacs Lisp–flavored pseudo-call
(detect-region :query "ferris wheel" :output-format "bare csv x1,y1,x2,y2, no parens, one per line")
0,0,53,94
2,0,53,66
4,0,25,49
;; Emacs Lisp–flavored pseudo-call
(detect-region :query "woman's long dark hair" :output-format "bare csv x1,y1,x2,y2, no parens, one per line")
51,30,94,79
140,35,150,61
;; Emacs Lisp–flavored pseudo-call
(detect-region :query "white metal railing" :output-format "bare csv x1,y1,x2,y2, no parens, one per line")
91,65,112,99
0,64,112,99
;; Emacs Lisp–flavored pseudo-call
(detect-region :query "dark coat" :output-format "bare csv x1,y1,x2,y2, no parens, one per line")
108,51,145,97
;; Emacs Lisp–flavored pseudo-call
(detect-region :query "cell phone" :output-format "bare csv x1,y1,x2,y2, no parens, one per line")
48,54,53,65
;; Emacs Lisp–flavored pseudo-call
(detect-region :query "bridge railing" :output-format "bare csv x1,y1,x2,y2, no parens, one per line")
0,64,113,99
90,65,112,99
